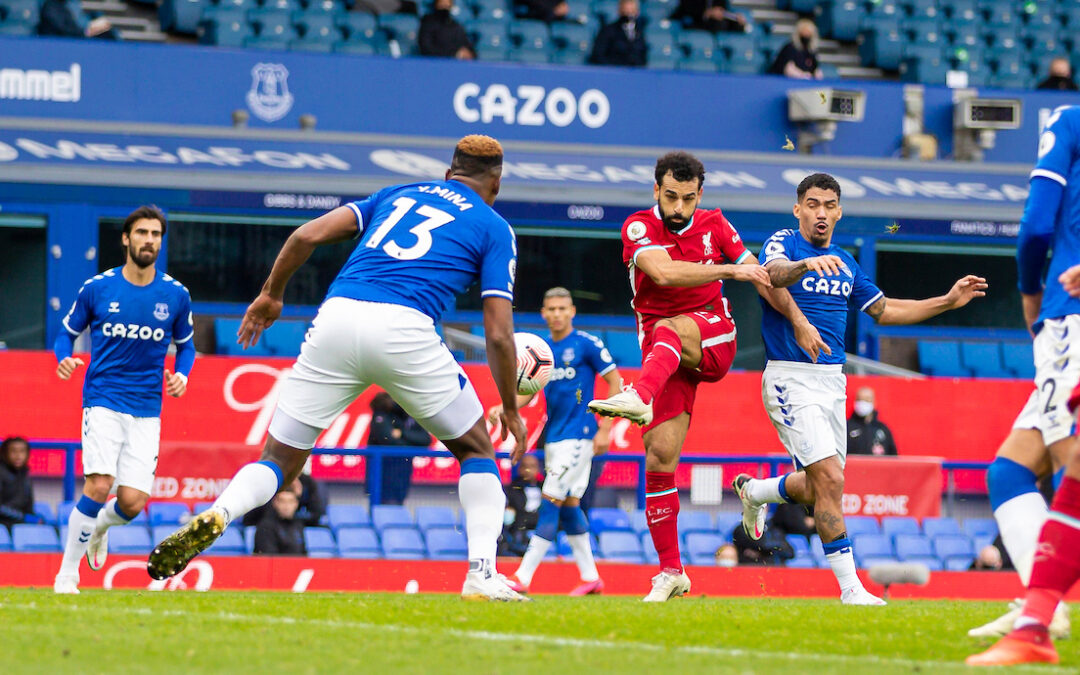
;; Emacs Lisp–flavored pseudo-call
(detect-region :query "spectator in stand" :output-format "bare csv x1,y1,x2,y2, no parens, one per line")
768,18,822,80
516,0,568,23
846,387,898,457
419,0,475,60
589,0,646,67
0,436,42,532
500,453,543,556
971,543,1004,571
253,485,307,556
39,0,119,40
243,471,325,528
731,515,795,565
1036,57,1079,92
715,543,739,567
669,0,746,33
367,391,432,505
770,502,816,538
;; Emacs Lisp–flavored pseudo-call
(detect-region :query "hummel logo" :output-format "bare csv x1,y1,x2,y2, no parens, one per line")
78,532,91,543
108,301,120,313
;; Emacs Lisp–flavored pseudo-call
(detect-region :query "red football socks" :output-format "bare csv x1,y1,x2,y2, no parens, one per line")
634,325,682,405
645,471,682,572
1021,476,1080,627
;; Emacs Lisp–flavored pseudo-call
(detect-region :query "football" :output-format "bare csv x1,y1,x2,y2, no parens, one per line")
514,332,554,395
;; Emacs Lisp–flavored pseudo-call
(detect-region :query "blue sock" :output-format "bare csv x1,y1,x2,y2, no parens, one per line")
460,457,500,478
987,457,1039,510
535,500,559,542
559,505,589,536
778,474,796,504
114,500,135,521
75,495,105,518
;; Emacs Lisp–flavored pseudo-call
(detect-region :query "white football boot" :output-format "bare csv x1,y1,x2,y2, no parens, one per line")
461,567,530,602
968,599,1071,640
53,573,80,595
732,474,767,541
86,526,109,571
840,587,887,606
642,570,691,602
588,386,653,426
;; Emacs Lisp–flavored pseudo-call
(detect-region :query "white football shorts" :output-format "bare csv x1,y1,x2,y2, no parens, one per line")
81,406,160,495
1011,315,1080,447
762,360,847,470
542,438,593,500
271,297,483,447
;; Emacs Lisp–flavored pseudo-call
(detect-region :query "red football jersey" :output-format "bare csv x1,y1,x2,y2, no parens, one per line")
622,205,750,326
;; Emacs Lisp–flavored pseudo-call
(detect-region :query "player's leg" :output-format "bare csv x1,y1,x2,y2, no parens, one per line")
967,443,1080,666
511,442,570,591
642,410,692,602
560,439,602,595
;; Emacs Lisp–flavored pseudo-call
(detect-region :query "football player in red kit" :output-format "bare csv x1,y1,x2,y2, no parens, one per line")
589,151,825,602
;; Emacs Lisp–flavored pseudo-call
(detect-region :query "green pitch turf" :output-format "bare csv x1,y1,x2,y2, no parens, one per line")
1,589,1075,673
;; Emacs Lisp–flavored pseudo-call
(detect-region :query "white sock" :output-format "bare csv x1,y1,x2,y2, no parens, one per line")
994,492,1048,586
746,476,786,505
515,535,552,585
458,471,505,569
58,506,98,577
213,462,282,524
567,533,599,582
94,498,132,533
825,546,861,594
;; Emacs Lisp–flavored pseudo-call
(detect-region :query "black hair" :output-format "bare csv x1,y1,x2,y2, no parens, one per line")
796,173,841,201
1,436,29,462
122,205,168,237
654,151,706,188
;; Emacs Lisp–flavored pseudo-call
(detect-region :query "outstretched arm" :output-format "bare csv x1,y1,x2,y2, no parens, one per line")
765,255,844,288
866,275,988,325
238,207,358,348
635,248,771,288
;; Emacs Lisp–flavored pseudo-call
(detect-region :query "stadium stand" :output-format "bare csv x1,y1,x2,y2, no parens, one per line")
381,528,426,559
882,516,921,541
327,504,373,532
337,526,382,558
109,526,154,554
13,524,62,552
304,526,339,557
685,532,725,565
148,502,192,527
588,507,633,534
0,527,10,551
426,528,468,560
598,530,645,563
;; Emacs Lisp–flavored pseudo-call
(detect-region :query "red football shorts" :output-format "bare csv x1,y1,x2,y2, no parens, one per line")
641,311,737,431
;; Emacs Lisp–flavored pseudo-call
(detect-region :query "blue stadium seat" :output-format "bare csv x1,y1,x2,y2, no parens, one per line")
149,502,192,527
685,532,724,565
509,17,548,47
371,504,413,532
603,331,641,367
57,500,76,526
0,527,11,551
718,33,763,74
334,40,378,54
426,528,468,560
327,504,371,532
960,341,1007,378
882,516,921,540
818,63,840,79
246,32,293,50
933,534,974,560
785,534,810,555
942,0,977,21
945,555,974,571
207,527,245,554
945,21,979,47
678,29,716,61
0,0,37,25
906,555,943,571
468,19,510,59
34,501,56,526
380,12,420,54
809,534,828,566
678,510,713,535
304,0,343,13
415,506,456,532
598,531,644,563
629,509,648,535
159,0,206,32
555,531,574,557
922,517,961,539
715,512,741,539
291,25,337,51
901,16,943,45
381,527,426,559
1001,341,1034,379
110,526,153,554
647,51,678,70
858,21,903,70
294,10,335,33
249,7,293,35
210,0,256,15
472,0,510,22
844,515,881,537
337,10,377,40
972,534,995,553
903,0,940,18
244,526,256,553
303,527,338,557
758,33,788,64
12,524,60,552
917,340,970,377
128,509,150,527
1061,5,1080,28
894,533,933,560
151,525,175,546
562,0,592,24
859,555,899,569
588,507,632,533
641,3,672,25
590,0,619,24
900,52,949,83
640,532,660,565
982,22,1019,50
337,526,381,558
199,14,254,46
550,21,591,58
852,534,894,564
816,0,861,41
786,556,817,568
963,518,998,539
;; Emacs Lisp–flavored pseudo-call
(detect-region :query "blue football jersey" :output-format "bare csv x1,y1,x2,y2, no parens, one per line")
759,229,883,365
327,180,517,322
61,267,194,417
543,330,616,443
1031,105,1080,326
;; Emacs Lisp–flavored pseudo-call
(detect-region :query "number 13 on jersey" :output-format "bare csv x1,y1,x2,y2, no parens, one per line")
365,197,455,261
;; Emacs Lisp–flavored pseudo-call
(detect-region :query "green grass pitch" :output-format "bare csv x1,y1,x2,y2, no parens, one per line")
1,589,1075,673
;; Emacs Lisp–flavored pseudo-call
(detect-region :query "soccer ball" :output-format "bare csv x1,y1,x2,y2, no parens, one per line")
515,332,554,395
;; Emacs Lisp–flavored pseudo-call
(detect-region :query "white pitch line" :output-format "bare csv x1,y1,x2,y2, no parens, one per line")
0,602,1057,673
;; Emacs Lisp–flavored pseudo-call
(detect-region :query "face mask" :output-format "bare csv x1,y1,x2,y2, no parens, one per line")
853,400,874,417
717,557,737,568
503,508,516,526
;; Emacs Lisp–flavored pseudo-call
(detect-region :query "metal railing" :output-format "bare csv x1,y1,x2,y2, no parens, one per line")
40,439,989,513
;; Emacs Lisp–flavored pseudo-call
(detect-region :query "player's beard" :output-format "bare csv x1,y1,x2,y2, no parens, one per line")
658,205,693,233
128,243,158,269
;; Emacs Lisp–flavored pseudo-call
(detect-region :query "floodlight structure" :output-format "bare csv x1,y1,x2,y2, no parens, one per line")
787,87,867,154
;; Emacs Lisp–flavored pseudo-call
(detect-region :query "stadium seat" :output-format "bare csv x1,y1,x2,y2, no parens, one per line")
960,341,1007,378
12,524,60,552
338,11,377,40
603,331,641,367
381,527,426,559
598,531,644,562
719,34,764,74
962,518,998,539
199,14,254,46
305,0,343,13
786,556,817,568
972,534,995,554
555,531,574,557
942,0,977,21
685,532,724,565
128,509,150,527
249,7,293,36
933,534,973,560
149,502,192,527
894,534,933,561
816,0,861,41
906,555,943,571
678,510,713,536
677,29,716,61
922,517,962,539
808,534,828,566
852,534,894,564
588,507,632,534
944,555,974,571
159,0,206,33
380,12,421,54
468,19,510,58
371,504,412,532
844,515,881,537
629,509,649,535
917,340,970,377
0,527,11,551
640,532,660,565
304,526,338,557
646,51,678,70
858,21,903,70
57,500,77,525
291,25,337,51
109,526,153,554
415,506,456,532
859,556,899,569
590,0,619,24
34,501,56,526
207,527,246,554
294,10,335,33
152,525,176,546
785,534,810,555
1001,341,1035,379
0,0,38,24
882,516,920,540
715,513,741,539
426,528,468,560
562,0,592,24
337,526,381,558
550,20,591,58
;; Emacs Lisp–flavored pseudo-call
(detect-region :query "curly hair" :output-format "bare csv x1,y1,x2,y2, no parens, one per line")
796,173,841,201
654,151,706,188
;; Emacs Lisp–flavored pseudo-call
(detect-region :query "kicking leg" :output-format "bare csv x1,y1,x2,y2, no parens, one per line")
87,485,149,571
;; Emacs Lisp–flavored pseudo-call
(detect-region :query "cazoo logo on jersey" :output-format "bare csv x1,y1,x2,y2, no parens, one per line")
453,82,610,128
